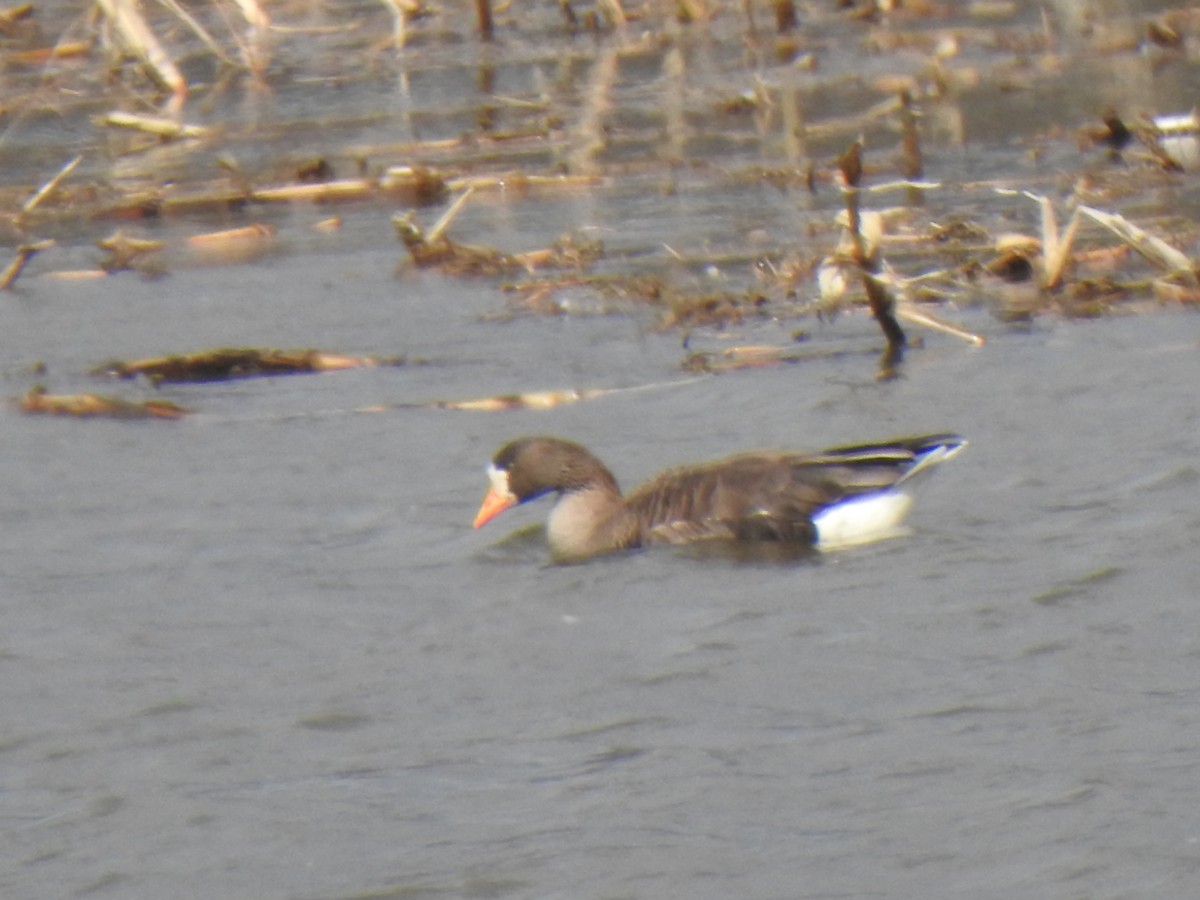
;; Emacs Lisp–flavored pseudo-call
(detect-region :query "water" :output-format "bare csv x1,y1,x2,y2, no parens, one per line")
6,248,1200,898
5,1,1200,897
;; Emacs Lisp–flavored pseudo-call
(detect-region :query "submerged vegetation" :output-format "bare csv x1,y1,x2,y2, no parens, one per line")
2,0,1200,415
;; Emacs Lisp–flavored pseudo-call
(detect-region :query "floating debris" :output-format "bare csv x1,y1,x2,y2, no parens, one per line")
657,287,768,331
253,179,384,204
22,155,82,216
423,389,605,412
19,386,189,419
5,40,92,65
394,210,525,276
371,378,701,413
1030,191,1081,291
394,186,524,275
4,0,1200,405
95,0,187,101
833,140,906,378
0,2,35,32
394,188,603,277
184,224,276,266
1,240,55,290
96,111,209,140
1152,111,1199,171
683,344,859,373
1078,205,1198,287
94,348,407,384
896,304,984,346
1081,110,1195,173
42,167,450,225
96,230,165,272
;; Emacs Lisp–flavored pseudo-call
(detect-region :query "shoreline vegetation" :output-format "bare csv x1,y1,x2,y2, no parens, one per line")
3,0,1199,415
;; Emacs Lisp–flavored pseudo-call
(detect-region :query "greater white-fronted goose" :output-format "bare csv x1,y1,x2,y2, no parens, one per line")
473,433,966,562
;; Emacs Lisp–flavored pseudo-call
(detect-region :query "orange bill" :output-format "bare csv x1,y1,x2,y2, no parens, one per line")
473,486,516,528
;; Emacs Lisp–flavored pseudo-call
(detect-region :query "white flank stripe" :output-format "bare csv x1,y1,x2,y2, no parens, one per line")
813,492,914,550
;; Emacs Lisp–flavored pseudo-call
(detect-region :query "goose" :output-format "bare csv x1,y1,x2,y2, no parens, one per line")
472,433,966,562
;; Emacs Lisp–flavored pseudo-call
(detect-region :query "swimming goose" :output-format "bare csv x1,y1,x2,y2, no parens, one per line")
472,433,966,562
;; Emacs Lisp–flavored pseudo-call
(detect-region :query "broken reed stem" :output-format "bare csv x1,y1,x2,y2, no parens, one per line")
837,140,906,371
0,241,54,290
231,0,270,30
475,0,494,41
772,0,797,33
1077,204,1200,287
0,4,34,28
662,44,687,162
20,386,189,419
96,0,187,99
898,90,922,180
1043,207,1080,291
427,185,477,244
897,304,984,346
98,111,207,138
23,155,82,214
781,83,806,166
569,46,619,174
596,0,627,28
864,276,907,349
381,0,411,48
154,0,239,66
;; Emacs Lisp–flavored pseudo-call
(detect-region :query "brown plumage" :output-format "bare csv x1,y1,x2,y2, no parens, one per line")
473,434,966,562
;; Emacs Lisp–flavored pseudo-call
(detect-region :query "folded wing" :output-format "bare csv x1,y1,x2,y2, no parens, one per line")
628,434,965,547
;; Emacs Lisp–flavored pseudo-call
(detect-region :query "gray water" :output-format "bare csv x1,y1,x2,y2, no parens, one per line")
5,1,1200,897
5,242,1200,899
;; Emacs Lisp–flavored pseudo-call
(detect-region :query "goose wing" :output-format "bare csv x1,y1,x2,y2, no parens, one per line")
625,454,842,545
625,435,965,546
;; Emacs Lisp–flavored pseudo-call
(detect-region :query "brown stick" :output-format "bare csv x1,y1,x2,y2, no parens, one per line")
0,241,54,291
23,156,82,214
475,0,494,41
837,141,905,374
898,90,922,180
772,0,796,33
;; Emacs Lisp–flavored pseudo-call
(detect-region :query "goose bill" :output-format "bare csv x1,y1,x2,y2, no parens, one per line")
473,464,517,528
473,487,516,528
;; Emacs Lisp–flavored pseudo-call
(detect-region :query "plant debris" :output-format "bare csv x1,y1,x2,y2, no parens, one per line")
393,188,604,276
5,0,1200,422
385,377,700,413
19,386,189,419
94,348,408,384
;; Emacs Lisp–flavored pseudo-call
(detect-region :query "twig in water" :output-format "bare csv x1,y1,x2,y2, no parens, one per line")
23,156,82,215
1,241,55,290
474,0,494,40
427,186,477,245
1078,205,1198,287
95,0,187,100
898,90,922,181
837,140,905,377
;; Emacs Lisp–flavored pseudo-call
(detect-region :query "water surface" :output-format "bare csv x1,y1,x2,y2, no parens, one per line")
3,1,1200,898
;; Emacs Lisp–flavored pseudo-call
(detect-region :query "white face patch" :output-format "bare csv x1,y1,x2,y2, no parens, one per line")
487,463,515,501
